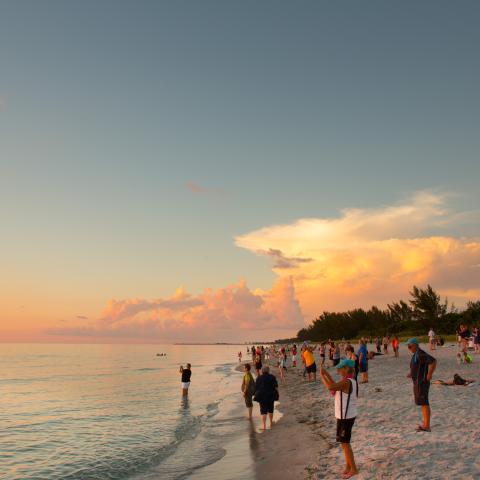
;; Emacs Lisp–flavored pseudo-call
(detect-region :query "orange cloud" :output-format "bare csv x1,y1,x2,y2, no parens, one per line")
47,277,304,342
236,192,480,317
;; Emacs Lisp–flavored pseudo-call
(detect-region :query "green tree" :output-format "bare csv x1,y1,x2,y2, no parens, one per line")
409,285,447,330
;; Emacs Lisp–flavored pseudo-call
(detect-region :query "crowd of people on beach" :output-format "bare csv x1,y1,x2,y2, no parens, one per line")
234,324,479,478
175,322,479,478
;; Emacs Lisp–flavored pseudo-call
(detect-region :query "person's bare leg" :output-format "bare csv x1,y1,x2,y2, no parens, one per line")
268,412,273,428
248,407,252,419
343,443,358,474
182,388,188,397
340,443,350,474
261,414,267,430
422,405,431,430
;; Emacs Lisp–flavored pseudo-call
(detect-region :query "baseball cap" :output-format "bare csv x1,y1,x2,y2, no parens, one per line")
335,358,355,369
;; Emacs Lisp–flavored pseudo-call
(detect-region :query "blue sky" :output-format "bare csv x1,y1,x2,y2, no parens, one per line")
1,1,479,340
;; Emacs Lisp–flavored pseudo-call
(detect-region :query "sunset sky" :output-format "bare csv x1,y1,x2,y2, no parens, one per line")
1,1,480,342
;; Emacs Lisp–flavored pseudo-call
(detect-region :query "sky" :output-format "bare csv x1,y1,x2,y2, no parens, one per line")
1,1,480,343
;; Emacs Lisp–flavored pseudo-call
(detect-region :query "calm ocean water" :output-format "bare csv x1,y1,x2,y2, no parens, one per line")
1,343,251,480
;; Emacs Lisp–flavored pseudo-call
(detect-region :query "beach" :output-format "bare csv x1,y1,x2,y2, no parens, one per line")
249,343,479,480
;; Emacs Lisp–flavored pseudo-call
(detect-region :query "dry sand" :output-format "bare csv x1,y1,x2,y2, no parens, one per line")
258,343,480,480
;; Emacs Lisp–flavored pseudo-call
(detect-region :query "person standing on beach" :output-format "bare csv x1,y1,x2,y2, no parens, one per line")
254,365,279,430
407,338,437,432
302,343,317,381
254,352,263,377
319,359,359,478
382,335,389,354
180,363,191,397
241,363,256,419
428,328,436,351
357,339,368,384
392,336,399,358
291,344,297,367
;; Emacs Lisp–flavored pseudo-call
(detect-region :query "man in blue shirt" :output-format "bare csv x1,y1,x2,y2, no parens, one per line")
357,339,368,384
407,338,437,432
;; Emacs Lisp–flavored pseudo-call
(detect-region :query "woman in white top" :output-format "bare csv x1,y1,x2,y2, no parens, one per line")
319,359,359,479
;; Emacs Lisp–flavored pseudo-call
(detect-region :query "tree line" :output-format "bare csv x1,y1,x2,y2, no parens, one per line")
288,285,480,342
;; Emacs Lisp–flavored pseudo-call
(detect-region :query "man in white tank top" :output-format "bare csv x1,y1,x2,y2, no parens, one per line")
319,359,359,479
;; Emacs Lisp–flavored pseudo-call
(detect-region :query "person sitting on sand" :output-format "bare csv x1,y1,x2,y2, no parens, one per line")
319,359,359,479
406,338,437,432
432,373,475,386
241,363,256,419
254,365,279,430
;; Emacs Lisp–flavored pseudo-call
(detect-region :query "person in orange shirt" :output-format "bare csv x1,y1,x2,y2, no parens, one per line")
301,342,317,381
392,336,400,358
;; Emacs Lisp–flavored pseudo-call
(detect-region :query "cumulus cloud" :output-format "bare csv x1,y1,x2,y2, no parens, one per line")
46,191,480,342
47,277,304,342
236,192,480,315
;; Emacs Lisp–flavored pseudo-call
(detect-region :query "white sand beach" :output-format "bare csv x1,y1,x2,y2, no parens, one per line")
256,343,479,480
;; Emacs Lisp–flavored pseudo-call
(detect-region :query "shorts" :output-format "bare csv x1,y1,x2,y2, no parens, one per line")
255,362,262,370
306,362,317,373
333,358,340,366
336,417,355,443
182,382,190,389
244,394,253,408
260,400,274,415
359,363,368,373
320,354,325,358
413,380,430,406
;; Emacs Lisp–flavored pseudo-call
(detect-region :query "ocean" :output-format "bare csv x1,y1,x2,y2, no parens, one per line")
1,343,255,480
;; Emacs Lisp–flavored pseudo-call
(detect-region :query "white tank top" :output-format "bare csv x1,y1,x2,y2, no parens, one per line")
334,378,358,420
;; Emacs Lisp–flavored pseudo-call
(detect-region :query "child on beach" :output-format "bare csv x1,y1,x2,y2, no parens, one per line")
241,363,256,419
319,359,359,478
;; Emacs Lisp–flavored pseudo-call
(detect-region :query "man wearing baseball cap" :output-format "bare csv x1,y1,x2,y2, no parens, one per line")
406,338,437,432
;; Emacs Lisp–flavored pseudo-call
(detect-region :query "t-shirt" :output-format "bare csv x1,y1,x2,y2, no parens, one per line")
428,330,435,339
181,368,191,383
357,344,368,367
410,349,435,383
254,373,278,402
302,349,315,367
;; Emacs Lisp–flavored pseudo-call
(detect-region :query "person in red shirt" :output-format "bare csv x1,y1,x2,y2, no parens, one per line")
392,336,399,358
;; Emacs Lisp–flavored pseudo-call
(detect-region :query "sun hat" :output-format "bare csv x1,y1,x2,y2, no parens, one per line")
335,358,355,369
